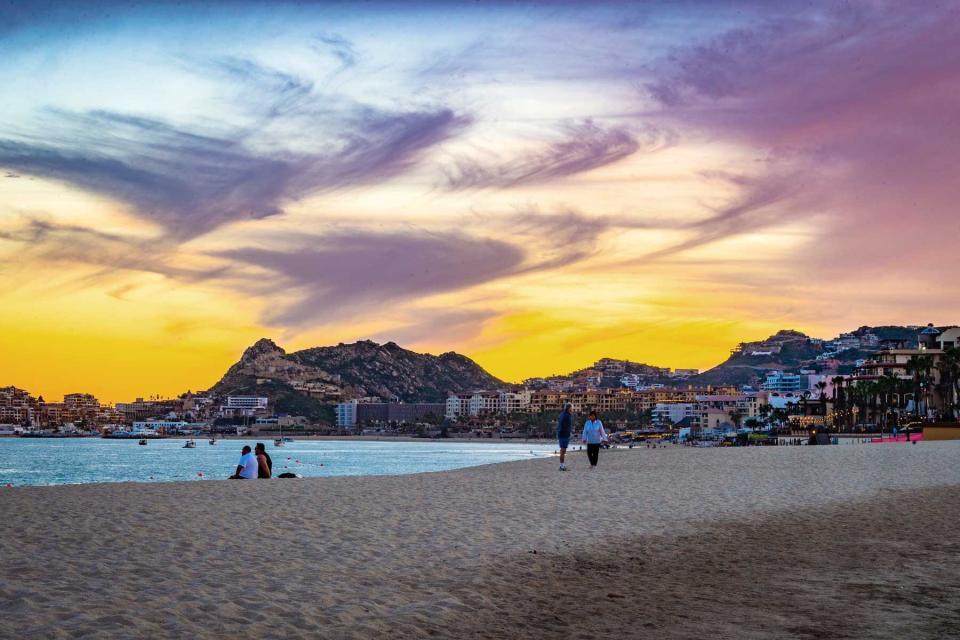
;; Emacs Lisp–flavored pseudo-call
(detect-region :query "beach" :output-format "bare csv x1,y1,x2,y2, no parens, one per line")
2,443,959,639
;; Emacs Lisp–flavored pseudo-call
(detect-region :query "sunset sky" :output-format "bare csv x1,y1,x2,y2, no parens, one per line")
2,1,959,402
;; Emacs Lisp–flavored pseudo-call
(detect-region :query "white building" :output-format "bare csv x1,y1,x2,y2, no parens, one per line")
445,395,469,419
620,373,641,390
132,420,189,432
336,401,358,428
498,391,531,413
445,391,527,418
760,371,802,393
219,396,269,417
469,392,500,416
652,402,696,425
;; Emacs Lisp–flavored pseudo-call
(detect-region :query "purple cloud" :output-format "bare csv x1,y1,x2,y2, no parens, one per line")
641,1,960,277
217,230,526,327
0,56,468,240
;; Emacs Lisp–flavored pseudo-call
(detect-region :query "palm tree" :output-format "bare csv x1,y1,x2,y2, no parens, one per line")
906,355,934,419
816,380,828,419
831,377,847,430
935,347,960,421
728,408,743,429
876,373,899,432
758,403,772,426
853,381,876,431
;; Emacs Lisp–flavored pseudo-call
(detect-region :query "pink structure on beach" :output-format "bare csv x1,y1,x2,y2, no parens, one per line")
869,434,923,444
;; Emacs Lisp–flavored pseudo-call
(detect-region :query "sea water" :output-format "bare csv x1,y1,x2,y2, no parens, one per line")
0,438,557,486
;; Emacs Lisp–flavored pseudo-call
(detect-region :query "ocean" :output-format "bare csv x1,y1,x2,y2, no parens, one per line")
0,438,557,486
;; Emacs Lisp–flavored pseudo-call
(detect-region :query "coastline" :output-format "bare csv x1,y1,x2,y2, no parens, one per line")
2,444,959,638
0,433,557,443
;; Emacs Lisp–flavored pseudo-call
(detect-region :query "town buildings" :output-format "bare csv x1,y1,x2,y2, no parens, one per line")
336,400,445,428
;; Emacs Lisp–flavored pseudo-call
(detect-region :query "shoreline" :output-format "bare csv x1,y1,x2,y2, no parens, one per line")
0,433,557,443
3,444,959,638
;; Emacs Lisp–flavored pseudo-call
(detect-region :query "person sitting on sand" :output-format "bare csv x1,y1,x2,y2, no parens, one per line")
581,410,608,469
557,404,573,471
230,445,258,479
255,442,272,479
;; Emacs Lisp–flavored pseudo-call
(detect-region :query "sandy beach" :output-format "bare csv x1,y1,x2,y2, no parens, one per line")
2,443,959,639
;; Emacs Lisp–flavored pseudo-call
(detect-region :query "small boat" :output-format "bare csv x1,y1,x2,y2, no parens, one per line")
138,438,147,446
208,436,217,445
183,439,196,449
273,438,284,448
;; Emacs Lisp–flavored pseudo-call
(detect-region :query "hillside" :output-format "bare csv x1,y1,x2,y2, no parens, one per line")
207,338,506,413
687,326,925,387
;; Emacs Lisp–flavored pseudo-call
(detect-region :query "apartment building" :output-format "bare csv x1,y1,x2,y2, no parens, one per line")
760,371,802,393
652,402,696,425
445,391,532,418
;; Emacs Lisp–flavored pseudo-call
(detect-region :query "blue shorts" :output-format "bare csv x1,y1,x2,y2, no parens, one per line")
558,437,570,450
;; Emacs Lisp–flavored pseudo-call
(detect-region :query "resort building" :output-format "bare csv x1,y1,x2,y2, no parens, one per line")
0,386,36,426
336,401,358,428
935,326,960,350
131,420,190,433
652,402,696,426
444,391,532,418
219,396,269,417
760,371,803,393
693,394,758,430
498,391,532,413
336,401,445,428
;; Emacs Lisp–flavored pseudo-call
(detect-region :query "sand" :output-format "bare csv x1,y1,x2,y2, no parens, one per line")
2,442,959,639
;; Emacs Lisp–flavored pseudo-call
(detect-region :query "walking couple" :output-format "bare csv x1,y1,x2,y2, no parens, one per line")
556,404,607,471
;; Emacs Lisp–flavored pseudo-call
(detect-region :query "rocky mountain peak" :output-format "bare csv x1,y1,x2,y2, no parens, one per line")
240,338,285,363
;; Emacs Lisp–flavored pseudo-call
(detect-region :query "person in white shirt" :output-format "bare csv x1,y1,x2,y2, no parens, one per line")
581,411,608,468
230,445,258,479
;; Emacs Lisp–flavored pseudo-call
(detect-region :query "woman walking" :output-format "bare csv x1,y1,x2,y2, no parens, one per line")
581,410,608,468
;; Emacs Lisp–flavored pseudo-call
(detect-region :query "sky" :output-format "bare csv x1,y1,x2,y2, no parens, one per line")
1,0,959,403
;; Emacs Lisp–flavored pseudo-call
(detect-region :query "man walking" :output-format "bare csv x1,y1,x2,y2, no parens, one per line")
582,410,608,468
557,404,572,471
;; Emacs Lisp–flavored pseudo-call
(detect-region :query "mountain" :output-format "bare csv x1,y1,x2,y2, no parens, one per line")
205,325,937,417
207,338,507,416
687,326,925,387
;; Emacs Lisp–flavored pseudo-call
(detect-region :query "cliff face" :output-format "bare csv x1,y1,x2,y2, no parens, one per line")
208,338,505,405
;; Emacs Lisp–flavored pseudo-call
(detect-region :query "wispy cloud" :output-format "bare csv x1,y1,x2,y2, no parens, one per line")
312,32,357,72
0,58,468,240
640,2,960,272
443,120,669,190
0,217,223,282
0,105,466,239
217,229,526,327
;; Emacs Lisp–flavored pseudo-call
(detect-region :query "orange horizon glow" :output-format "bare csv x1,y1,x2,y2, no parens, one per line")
2,3,958,403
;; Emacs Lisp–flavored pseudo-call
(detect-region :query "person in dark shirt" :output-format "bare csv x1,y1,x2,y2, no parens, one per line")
556,404,572,471
254,442,272,479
